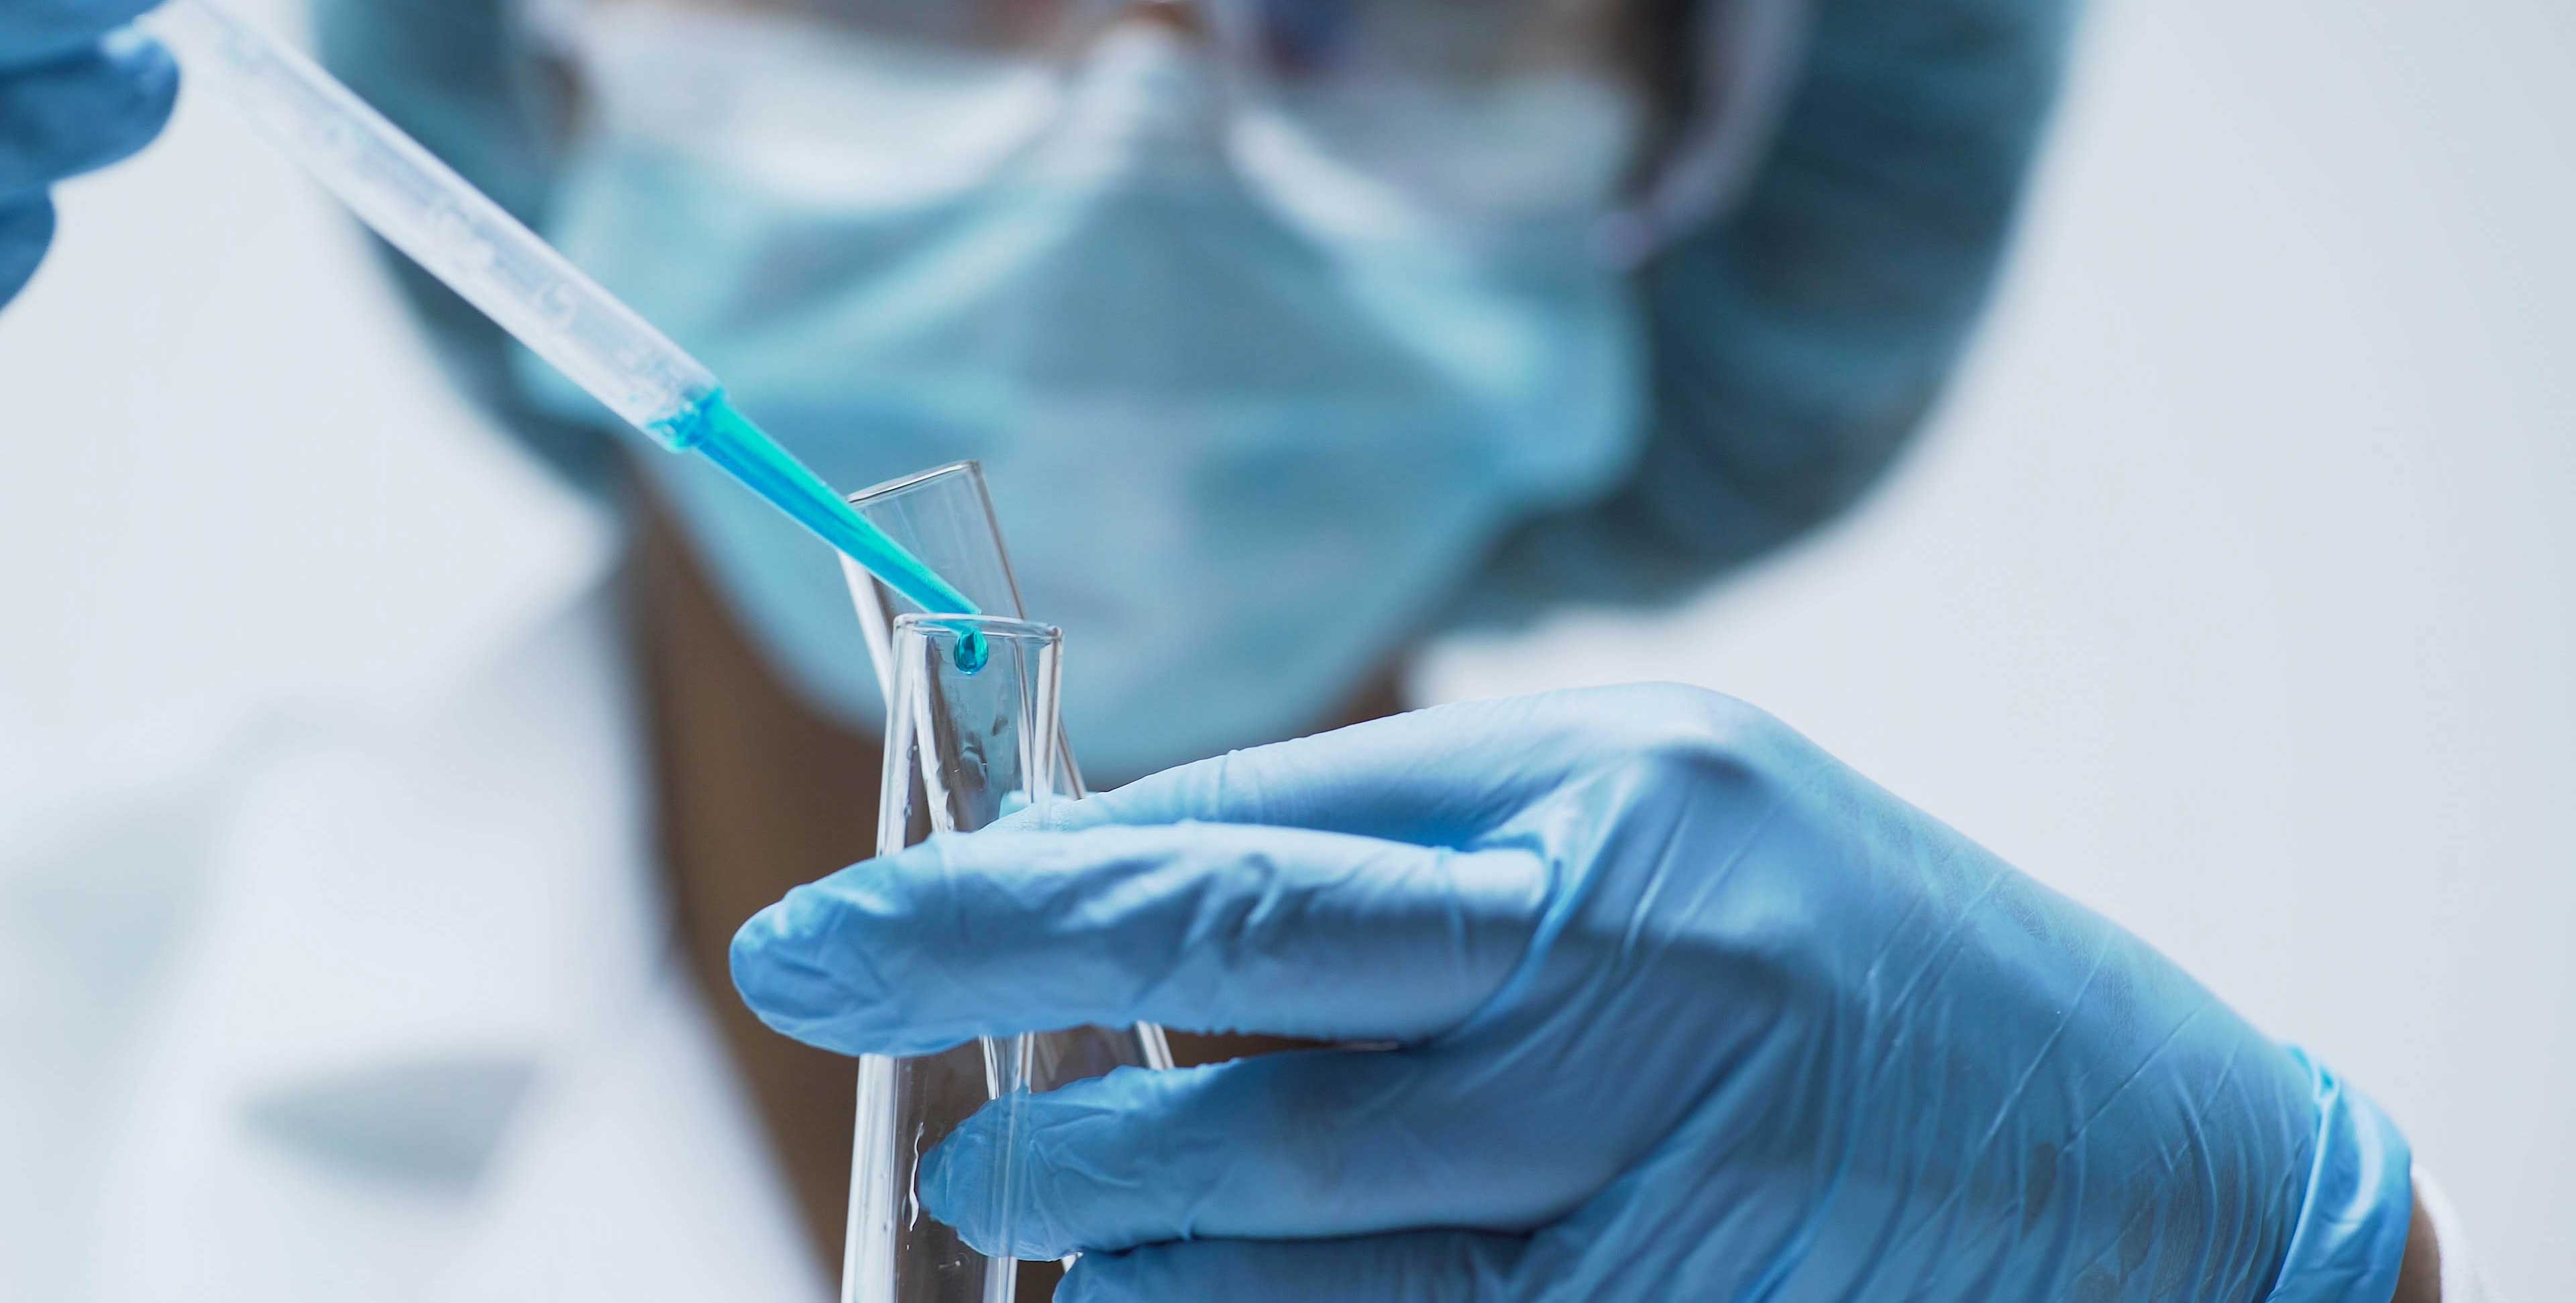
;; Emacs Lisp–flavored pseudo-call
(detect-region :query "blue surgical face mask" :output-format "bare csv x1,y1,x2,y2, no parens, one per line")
527,7,1648,779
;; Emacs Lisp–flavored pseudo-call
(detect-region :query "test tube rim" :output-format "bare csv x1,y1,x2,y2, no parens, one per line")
890,612,1061,645
845,460,987,512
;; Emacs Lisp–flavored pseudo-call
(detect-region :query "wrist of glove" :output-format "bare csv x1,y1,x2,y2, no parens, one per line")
2269,1049,2417,1303
734,685,2414,1302
2,2,177,307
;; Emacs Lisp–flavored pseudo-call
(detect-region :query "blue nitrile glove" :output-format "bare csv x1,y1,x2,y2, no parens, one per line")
733,686,2415,1302
1,1,174,308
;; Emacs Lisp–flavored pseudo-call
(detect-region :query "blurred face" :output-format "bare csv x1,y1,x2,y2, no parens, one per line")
520,0,1666,776
578,0,1671,237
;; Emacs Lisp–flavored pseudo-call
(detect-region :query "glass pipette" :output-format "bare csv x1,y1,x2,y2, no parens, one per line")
144,1,979,620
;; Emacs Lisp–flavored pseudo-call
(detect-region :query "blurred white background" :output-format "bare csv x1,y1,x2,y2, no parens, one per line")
2,0,2568,1298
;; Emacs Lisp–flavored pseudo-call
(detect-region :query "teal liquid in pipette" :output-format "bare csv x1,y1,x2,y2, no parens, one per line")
651,390,989,674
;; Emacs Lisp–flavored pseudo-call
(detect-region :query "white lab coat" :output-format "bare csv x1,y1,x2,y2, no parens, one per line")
1,467,829,1299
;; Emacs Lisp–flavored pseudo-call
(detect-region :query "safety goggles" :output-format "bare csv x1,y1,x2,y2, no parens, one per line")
577,0,1803,264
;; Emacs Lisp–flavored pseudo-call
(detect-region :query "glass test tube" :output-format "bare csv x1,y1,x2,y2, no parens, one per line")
843,462,1175,1082
841,466,1173,1303
849,615,1061,1303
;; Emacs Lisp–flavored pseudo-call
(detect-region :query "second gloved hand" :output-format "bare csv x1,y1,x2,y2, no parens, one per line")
1,1,176,308
733,686,2414,1302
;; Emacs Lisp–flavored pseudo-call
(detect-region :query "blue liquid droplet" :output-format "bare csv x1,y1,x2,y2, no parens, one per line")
954,629,989,675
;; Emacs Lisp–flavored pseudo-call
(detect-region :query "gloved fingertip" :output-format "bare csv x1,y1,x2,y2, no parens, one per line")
0,197,58,305
0,194,56,240
727,880,958,1055
916,1121,999,1246
96,25,156,62
101,28,180,120
0,5,147,66
925,1104,1097,1261
724,902,786,1002
1,32,181,189
725,892,855,1038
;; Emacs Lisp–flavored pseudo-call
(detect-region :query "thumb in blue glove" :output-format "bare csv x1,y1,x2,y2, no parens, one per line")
733,685,2415,1302
2,2,178,308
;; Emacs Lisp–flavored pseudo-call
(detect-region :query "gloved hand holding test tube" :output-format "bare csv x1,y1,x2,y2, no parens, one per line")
144,0,977,623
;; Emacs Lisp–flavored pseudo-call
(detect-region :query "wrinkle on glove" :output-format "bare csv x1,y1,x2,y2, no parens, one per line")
735,686,2416,1303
